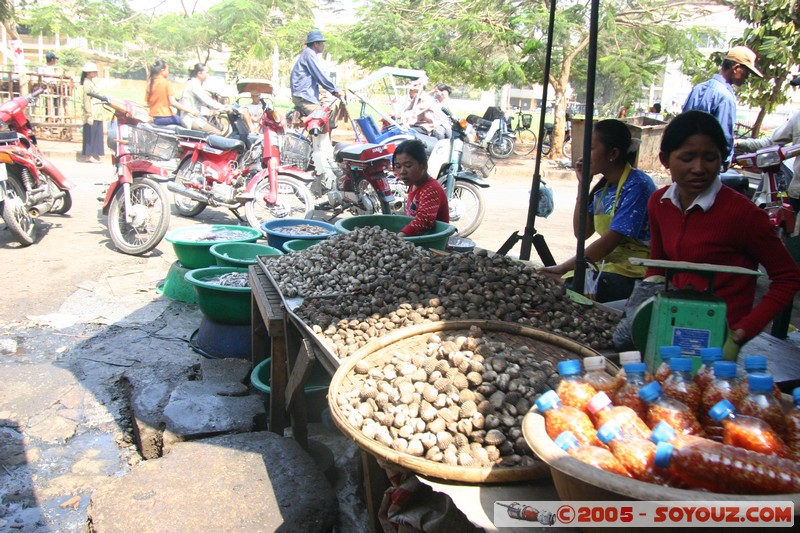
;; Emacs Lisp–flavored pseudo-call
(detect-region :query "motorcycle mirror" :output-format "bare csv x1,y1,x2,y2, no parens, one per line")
791,74,800,87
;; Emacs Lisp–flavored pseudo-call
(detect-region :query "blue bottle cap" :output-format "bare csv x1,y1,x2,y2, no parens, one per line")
654,442,675,468
659,346,681,359
557,359,582,376
554,431,579,451
624,362,647,374
793,387,800,404
639,381,662,403
670,357,692,372
649,421,676,444
699,347,723,363
712,361,737,379
535,390,562,413
708,398,736,422
744,355,768,372
596,421,623,445
747,372,774,393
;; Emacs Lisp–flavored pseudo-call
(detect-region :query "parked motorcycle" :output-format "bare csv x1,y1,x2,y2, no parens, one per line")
725,142,800,240
168,87,315,230
465,106,515,159
351,102,489,237
0,155,36,245
282,98,399,217
0,87,76,244
88,92,172,255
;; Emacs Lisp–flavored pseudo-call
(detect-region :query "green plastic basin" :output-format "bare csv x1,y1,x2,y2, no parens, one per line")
210,242,282,267
166,225,262,269
334,215,456,250
250,358,330,422
282,238,324,253
155,260,196,304
184,266,251,325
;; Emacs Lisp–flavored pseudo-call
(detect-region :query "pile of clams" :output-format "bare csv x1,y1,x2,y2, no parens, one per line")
266,227,619,359
336,326,569,468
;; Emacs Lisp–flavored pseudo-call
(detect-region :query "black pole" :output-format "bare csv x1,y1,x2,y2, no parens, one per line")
572,0,600,294
497,0,556,264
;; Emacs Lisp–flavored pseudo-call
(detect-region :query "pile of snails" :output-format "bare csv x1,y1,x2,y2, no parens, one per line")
336,326,569,468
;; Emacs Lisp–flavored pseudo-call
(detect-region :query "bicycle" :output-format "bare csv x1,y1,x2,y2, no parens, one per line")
508,107,537,156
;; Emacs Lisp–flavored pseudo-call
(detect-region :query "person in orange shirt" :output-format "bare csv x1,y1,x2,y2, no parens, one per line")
145,59,194,126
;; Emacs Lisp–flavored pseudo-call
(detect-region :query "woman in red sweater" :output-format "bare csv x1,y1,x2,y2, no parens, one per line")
393,139,449,236
648,110,800,344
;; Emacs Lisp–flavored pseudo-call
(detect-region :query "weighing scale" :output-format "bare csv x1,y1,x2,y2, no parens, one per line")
628,258,762,374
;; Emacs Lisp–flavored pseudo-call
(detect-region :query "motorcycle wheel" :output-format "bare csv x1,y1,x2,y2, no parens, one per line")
41,174,73,215
361,182,392,215
1,177,36,246
513,129,537,156
488,134,514,159
541,134,552,156
107,176,170,256
208,114,231,136
448,181,485,237
563,140,572,158
173,159,207,217
244,174,313,230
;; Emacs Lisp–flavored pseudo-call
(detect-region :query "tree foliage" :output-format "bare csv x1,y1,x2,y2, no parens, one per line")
340,0,716,158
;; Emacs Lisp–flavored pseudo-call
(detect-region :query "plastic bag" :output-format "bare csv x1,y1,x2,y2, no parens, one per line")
612,280,663,350
536,180,554,218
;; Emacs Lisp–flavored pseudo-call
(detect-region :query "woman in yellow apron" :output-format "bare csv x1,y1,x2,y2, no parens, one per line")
539,119,657,302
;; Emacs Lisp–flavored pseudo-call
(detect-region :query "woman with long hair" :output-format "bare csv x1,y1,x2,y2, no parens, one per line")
145,59,194,126
81,62,104,163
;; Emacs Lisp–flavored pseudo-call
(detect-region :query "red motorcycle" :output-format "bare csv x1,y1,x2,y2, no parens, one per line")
167,81,314,229
87,92,172,255
0,87,76,245
728,142,800,241
283,98,399,216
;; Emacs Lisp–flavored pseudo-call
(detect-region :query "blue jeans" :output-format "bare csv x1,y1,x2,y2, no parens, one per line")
152,115,181,126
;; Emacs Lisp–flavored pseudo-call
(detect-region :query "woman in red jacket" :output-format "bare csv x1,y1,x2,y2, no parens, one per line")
648,110,800,345
393,139,449,236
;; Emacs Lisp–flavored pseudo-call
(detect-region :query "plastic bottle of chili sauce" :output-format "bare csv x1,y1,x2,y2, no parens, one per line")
699,361,741,439
786,387,800,459
555,359,597,413
535,390,604,447
738,373,787,438
639,381,706,437
597,421,663,483
586,391,650,439
654,345,680,383
661,357,702,414
615,363,649,420
694,346,722,392
654,440,800,494
554,431,631,477
708,399,792,458
582,355,622,398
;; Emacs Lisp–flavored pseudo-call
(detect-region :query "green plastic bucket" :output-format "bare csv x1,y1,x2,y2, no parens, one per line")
334,215,456,250
155,260,197,304
166,225,262,269
250,358,330,422
210,242,282,267
184,266,251,325
282,238,323,253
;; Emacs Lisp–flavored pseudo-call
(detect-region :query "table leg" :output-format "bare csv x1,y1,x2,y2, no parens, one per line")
362,451,390,533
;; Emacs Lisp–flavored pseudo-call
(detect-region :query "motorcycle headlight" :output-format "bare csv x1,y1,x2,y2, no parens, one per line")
756,151,780,167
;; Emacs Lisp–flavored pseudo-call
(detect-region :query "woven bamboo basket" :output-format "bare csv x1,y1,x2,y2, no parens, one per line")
329,319,603,483
522,410,800,507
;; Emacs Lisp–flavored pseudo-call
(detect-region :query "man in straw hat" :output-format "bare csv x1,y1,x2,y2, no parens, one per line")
682,45,763,169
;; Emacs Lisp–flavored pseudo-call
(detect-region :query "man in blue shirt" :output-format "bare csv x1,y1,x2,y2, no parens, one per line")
682,46,763,169
290,30,341,115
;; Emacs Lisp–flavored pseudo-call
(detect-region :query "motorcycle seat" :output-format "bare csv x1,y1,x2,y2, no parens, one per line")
334,142,392,163
0,131,19,143
174,127,209,141
466,115,492,130
207,134,245,151
139,123,179,136
720,169,751,196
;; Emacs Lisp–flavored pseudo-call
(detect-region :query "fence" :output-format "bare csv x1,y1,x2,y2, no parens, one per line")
0,70,81,141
